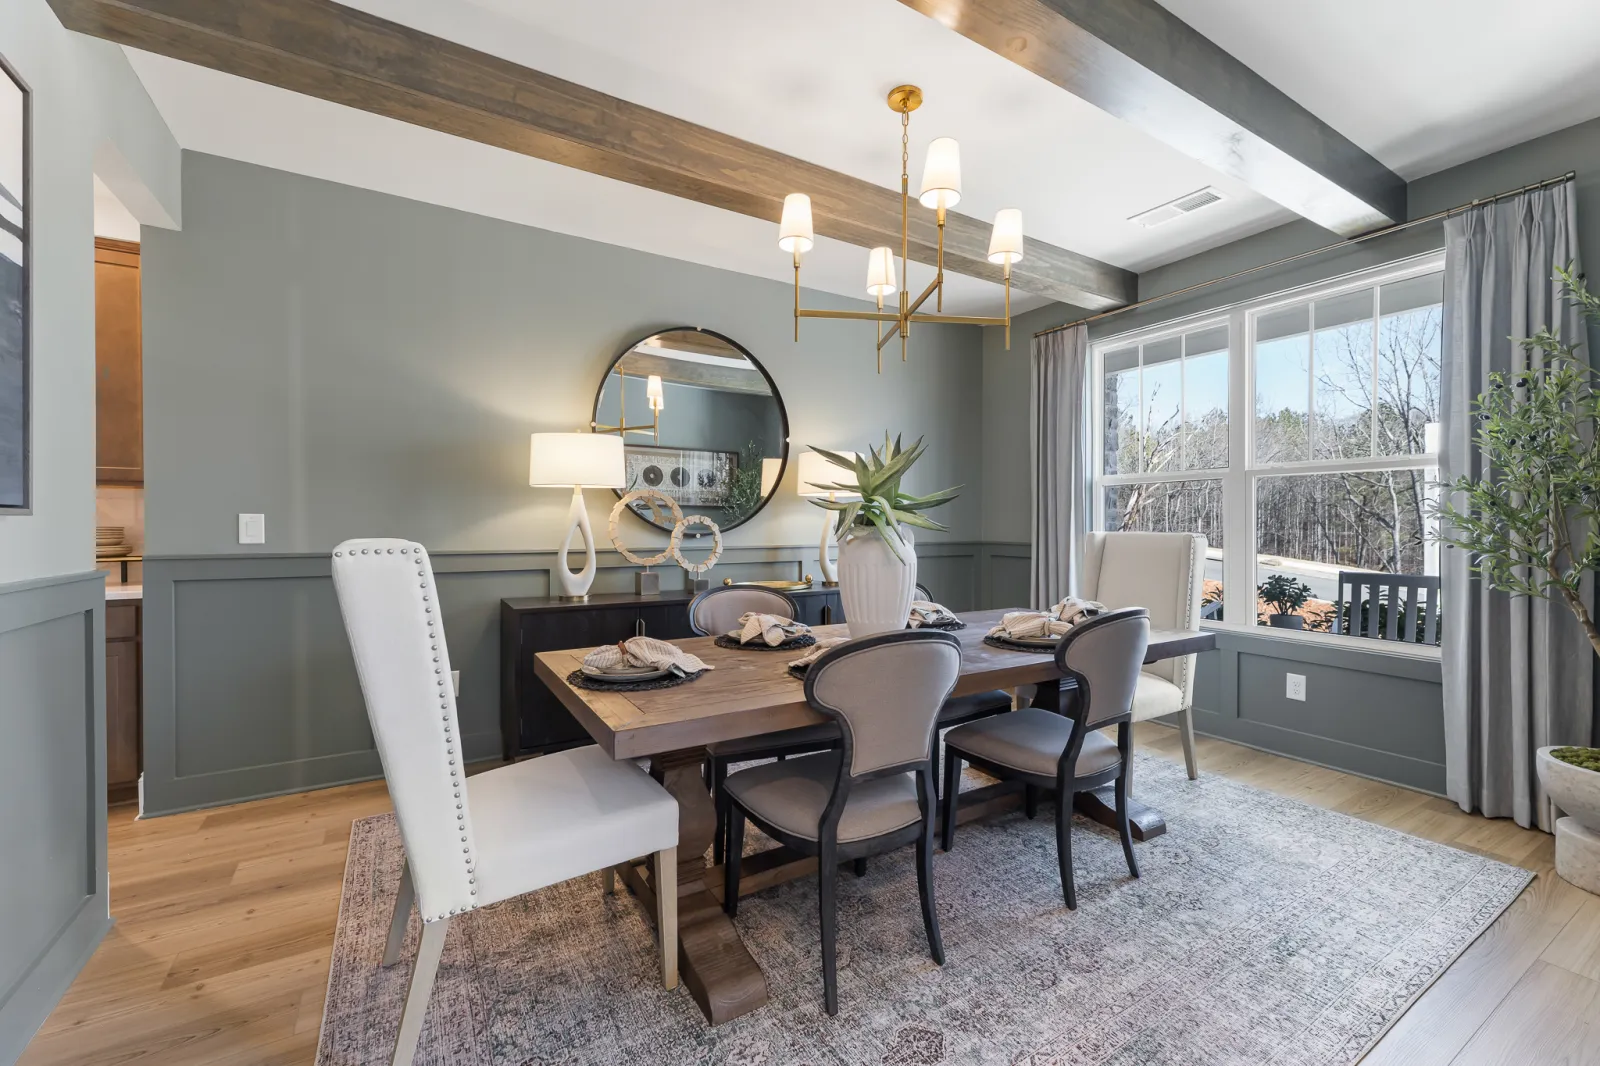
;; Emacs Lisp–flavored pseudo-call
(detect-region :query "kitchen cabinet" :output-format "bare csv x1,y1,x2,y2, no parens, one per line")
95,237,142,485
106,599,142,803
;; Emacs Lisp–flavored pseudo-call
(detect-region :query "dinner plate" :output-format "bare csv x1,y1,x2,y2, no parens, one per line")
580,663,671,682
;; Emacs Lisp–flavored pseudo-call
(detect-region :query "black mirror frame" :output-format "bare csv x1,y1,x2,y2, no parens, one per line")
591,326,789,537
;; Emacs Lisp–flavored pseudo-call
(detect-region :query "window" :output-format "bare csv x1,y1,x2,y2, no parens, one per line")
1092,255,1443,644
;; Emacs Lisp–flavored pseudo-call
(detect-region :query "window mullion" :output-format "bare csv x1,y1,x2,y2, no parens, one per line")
1224,306,1252,625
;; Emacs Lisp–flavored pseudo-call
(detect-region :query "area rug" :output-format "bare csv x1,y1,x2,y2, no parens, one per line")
316,755,1532,1066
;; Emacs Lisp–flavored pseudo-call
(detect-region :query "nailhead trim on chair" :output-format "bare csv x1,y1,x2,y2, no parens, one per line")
336,542,477,923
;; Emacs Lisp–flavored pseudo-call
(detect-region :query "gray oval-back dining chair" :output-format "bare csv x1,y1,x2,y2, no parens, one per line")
333,539,681,1066
693,585,842,864
940,607,1149,909
721,629,963,1015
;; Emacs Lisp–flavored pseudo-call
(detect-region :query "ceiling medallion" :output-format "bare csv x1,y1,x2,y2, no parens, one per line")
778,85,1025,372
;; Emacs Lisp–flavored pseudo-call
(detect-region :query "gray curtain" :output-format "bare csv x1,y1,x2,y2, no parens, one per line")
1029,323,1091,606
1441,178,1593,830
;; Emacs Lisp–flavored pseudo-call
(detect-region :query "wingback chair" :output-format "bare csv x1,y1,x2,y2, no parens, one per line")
1080,531,1206,779
721,629,962,1015
333,539,680,1066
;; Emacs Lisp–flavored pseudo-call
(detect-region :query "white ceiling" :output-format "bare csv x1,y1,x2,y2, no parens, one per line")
1157,0,1600,180
122,0,1600,315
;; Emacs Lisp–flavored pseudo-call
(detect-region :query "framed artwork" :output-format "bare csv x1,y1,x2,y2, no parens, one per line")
0,55,27,513
623,445,738,511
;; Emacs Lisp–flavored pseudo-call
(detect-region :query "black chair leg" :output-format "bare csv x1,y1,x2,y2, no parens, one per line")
916,823,944,965
852,857,867,877
1024,784,1039,820
1117,725,1140,879
723,808,745,917
1055,795,1077,910
940,752,961,852
819,846,840,1016
711,758,729,866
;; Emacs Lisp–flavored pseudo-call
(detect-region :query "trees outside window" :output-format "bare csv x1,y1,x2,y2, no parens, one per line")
1093,256,1443,642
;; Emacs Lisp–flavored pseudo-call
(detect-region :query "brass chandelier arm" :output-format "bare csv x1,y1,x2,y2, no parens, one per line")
797,308,903,323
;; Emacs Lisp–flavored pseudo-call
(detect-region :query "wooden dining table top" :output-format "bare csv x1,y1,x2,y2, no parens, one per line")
533,608,1215,761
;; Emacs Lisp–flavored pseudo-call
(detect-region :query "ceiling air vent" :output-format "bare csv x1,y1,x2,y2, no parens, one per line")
1129,186,1227,229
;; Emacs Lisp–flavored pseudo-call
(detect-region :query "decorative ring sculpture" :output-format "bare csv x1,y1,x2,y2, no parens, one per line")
670,515,723,573
608,490,682,567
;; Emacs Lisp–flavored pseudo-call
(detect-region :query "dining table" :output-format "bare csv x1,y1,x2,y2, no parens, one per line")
534,607,1215,1025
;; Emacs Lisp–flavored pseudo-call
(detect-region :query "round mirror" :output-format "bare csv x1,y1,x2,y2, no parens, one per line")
592,328,788,535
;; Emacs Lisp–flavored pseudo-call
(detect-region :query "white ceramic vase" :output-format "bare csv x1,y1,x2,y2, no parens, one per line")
1536,745,1600,896
837,523,916,638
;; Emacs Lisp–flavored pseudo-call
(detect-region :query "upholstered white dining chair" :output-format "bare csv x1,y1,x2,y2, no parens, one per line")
1079,531,1207,779
332,538,680,1066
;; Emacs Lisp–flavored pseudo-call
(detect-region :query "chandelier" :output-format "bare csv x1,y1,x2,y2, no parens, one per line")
778,85,1025,372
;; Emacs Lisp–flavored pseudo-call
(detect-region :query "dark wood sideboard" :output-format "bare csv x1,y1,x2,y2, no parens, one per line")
499,585,846,761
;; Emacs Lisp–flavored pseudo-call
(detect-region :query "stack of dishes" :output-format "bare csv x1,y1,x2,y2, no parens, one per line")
96,526,132,559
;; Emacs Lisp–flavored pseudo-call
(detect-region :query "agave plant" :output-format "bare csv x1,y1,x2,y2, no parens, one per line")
807,434,961,563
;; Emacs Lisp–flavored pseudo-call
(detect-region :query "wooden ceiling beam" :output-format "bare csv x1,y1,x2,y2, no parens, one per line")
898,0,1407,236
47,0,1136,310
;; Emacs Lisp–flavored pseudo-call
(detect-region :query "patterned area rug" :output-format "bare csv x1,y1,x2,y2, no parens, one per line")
317,755,1531,1066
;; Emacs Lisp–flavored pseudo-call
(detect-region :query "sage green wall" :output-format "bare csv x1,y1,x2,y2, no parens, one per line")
137,153,993,814
143,153,985,561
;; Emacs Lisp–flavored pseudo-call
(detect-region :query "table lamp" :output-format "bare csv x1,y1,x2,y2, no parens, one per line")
797,450,859,586
529,432,625,600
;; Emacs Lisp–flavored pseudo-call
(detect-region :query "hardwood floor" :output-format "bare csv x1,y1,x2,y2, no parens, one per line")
19,728,1600,1066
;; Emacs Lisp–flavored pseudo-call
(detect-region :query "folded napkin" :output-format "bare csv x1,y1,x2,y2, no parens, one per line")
988,596,1106,640
788,637,849,670
908,600,959,628
583,636,712,677
736,612,811,647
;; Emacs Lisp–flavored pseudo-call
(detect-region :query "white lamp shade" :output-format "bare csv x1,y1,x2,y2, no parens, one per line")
918,137,962,210
865,247,897,297
778,193,815,255
797,450,860,498
646,374,665,412
528,432,624,488
987,208,1025,265
760,457,783,497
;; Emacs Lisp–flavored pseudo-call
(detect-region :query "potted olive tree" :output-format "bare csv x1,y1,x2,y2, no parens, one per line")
1434,266,1600,893
1258,575,1313,629
809,435,960,637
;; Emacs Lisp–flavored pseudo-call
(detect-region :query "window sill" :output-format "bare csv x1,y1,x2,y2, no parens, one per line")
1200,619,1442,661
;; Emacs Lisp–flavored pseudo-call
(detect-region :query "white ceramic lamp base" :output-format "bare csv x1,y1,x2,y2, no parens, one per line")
555,486,597,600
818,504,839,585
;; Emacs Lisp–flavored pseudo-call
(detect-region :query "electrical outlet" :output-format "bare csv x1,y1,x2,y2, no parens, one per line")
451,670,461,698
1286,673,1307,702
238,513,265,544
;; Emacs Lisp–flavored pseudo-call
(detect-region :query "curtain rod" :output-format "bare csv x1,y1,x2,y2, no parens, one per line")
1034,170,1578,340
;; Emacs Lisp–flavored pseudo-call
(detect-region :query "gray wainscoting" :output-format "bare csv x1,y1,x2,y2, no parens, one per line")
978,542,1034,612
140,541,986,816
0,572,109,1064
1192,628,1446,794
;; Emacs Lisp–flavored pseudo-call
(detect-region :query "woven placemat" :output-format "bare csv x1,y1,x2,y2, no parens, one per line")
911,618,967,631
787,663,810,680
714,632,817,652
982,634,1061,654
564,668,706,692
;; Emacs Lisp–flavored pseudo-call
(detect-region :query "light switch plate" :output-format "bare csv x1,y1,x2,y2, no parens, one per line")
238,513,265,545
1286,673,1307,702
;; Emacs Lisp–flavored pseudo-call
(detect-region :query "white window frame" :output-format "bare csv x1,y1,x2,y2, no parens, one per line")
1090,250,1446,640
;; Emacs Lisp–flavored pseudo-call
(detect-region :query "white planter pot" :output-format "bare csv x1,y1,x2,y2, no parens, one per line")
1538,746,1600,828
1537,746,1600,896
837,524,916,639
